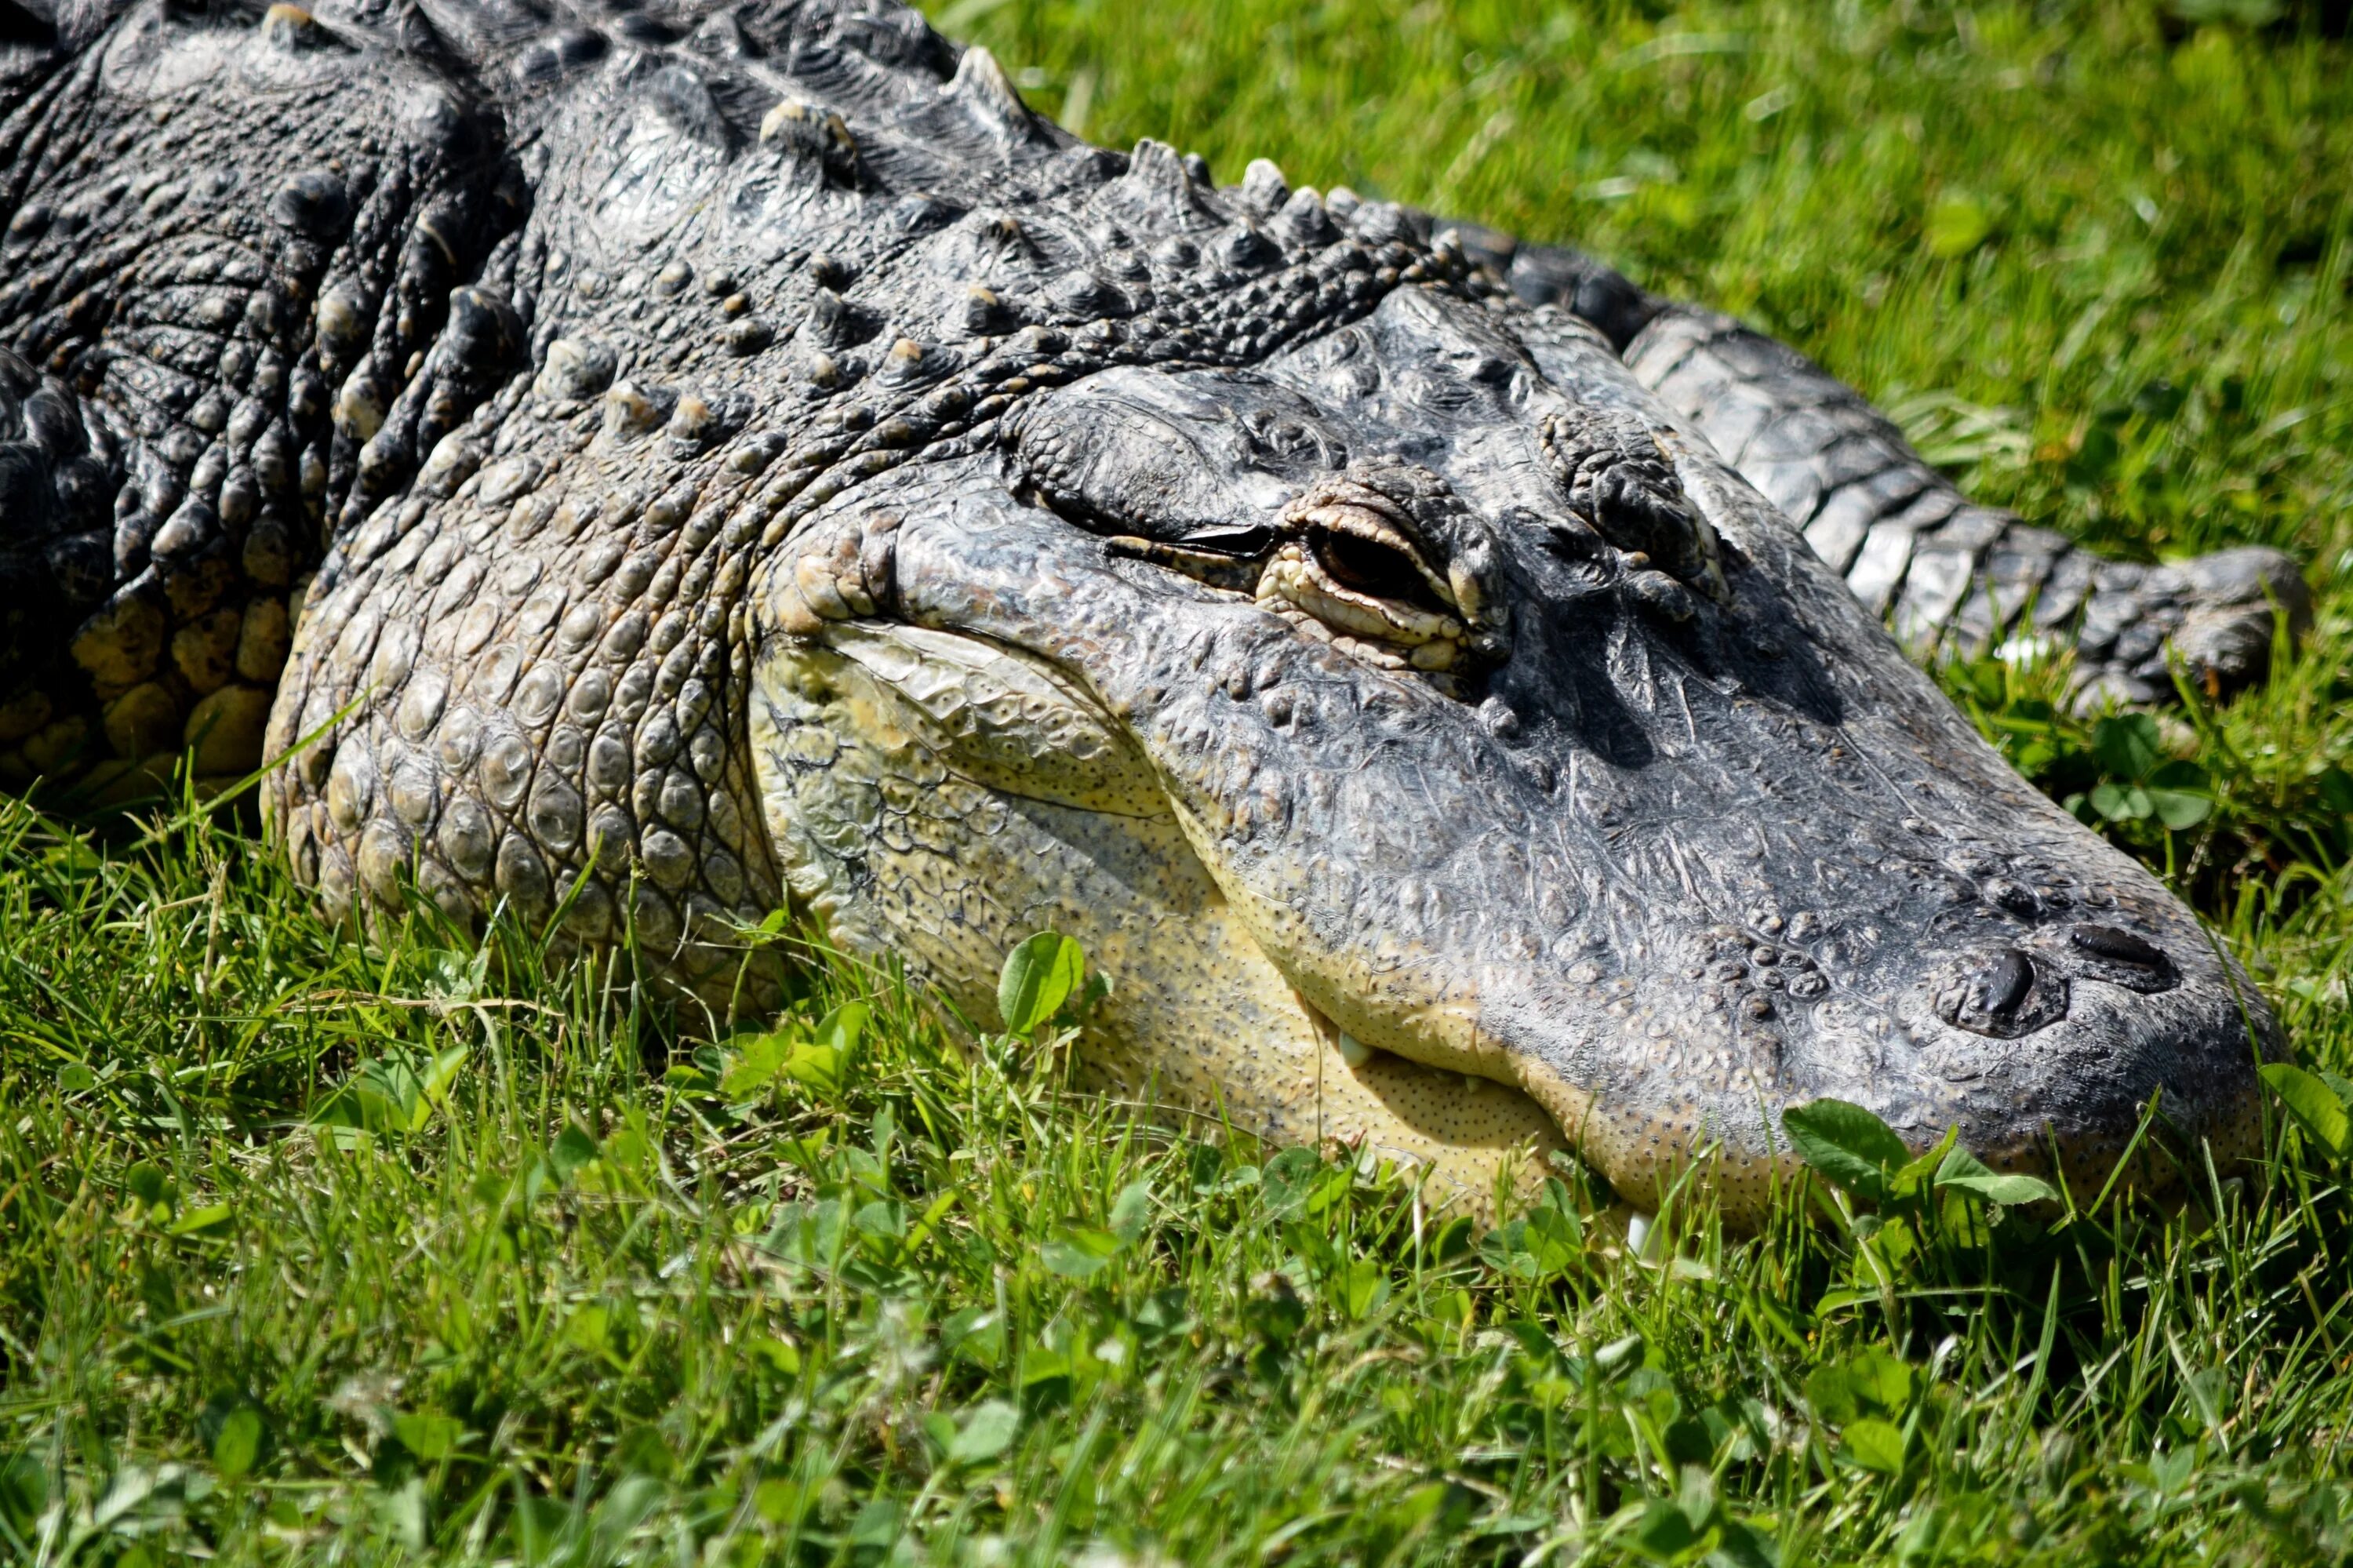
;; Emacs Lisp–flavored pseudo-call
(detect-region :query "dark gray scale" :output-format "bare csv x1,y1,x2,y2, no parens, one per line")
0,5,533,792
1457,227,2308,704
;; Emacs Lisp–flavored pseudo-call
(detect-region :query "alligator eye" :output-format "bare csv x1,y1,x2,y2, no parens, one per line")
1313,529,1448,615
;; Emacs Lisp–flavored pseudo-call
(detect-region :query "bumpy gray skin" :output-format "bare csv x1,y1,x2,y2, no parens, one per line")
0,0,2284,1221
1460,228,2311,710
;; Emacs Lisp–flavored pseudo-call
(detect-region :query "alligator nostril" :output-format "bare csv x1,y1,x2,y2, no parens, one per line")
2062,922,2180,994
1973,948,2035,1018
2071,923,2165,969
1935,947,2068,1039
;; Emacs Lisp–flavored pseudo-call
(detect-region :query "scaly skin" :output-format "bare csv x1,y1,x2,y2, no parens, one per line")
1461,225,2312,709
0,0,2285,1222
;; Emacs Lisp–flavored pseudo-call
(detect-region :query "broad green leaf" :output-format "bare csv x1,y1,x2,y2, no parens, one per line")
1805,1362,1857,1424
167,1203,232,1237
1780,1099,1910,1199
781,1042,845,1096
211,1406,264,1480
391,1413,461,1461
2090,780,2151,821
1634,1498,1697,1557
744,1337,801,1376
998,932,1085,1035
813,1000,869,1054
719,1031,787,1099
369,1059,427,1130
1108,1180,1152,1243
1936,1144,2061,1206
1848,1347,1913,1413
1924,195,1990,258
849,1498,903,1548
415,1046,469,1126
310,1054,460,1137
1523,1206,1580,1274
1262,1146,1351,1216
2263,1063,2352,1159
1020,1344,1073,1387
1677,1463,1716,1532
1891,1126,1960,1199
1337,1259,1390,1319
2146,787,2212,830
1842,1417,1907,1475
2146,761,2213,829
1040,1224,1124,1277
946,1400,1020,1464
851,1199,905,1241
753,1479,811,1526
1594,1333,1644,1377
2093,712,2166,780
565,1304,612,1353
1713,1518,1781,1568
123,1161,173,1221
1812,1286,1879,1317
549,1124,601,1180
417,948,487,1002
1807,1348,1911,1424
943,1307,1006,1365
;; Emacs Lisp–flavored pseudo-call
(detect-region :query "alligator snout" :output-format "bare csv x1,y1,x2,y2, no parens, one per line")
1937,922,2183,1039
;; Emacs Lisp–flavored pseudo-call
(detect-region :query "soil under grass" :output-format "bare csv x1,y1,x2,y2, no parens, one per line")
5,1,2353,1562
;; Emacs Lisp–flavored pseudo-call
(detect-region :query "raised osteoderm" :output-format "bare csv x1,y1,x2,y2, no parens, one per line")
0,0,2288,1221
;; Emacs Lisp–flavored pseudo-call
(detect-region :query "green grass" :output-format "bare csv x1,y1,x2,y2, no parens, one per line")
7,0,2353,1562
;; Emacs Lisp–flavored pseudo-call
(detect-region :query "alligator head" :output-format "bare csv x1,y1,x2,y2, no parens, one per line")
0,0,2274,1223
738,279,2278,1221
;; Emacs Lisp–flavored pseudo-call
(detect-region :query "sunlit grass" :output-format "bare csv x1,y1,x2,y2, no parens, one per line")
6,0,2353,1562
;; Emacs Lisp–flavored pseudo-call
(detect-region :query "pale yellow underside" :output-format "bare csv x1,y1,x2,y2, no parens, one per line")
748,620,1566,1214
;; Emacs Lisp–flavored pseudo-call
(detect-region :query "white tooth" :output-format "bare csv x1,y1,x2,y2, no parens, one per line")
1625,1211,1654,1257
1336,1031,1373,1067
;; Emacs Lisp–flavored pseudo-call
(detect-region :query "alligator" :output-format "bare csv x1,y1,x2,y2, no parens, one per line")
0,0,2292,1221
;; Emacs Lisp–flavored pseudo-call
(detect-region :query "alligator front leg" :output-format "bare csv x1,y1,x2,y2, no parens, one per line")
1447,224,2310,708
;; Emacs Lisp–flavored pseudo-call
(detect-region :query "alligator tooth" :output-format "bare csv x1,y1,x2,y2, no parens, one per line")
1336,1032,1373,1068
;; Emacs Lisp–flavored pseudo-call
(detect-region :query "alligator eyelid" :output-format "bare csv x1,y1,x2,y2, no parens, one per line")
1102,536,1263,593
1178,524,1276,554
